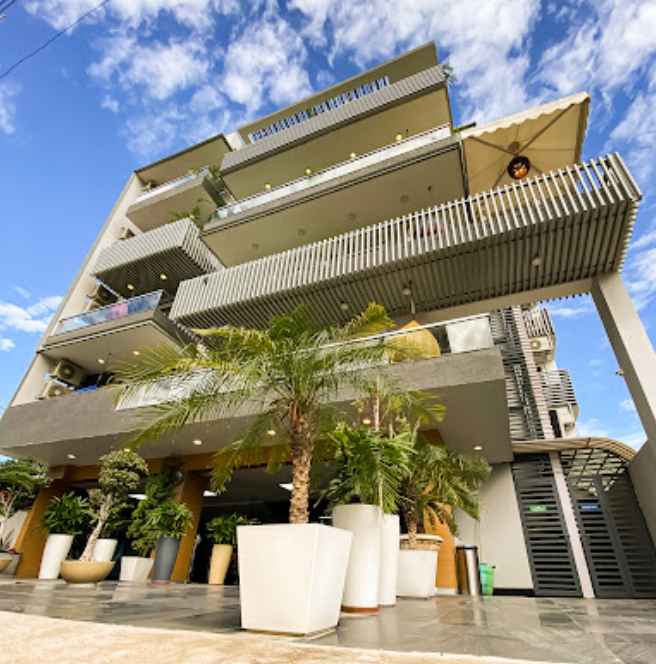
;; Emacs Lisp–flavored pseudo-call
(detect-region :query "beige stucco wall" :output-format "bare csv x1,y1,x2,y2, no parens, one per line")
456,463,533,590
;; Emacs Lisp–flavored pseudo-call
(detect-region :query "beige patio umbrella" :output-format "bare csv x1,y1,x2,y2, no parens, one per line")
461,92,590,195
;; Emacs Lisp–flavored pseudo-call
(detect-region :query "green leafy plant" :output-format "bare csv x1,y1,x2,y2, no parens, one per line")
400,438,491,548
115,303,395,524
0,458,50,550
206,514,253,547
320,424,414,514
127,468,182,556
43,492,91,536
79,449,149,561
145,500,193,540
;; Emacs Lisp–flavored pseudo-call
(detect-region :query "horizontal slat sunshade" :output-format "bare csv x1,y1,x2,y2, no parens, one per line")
94,219,223,297
170,154,641,330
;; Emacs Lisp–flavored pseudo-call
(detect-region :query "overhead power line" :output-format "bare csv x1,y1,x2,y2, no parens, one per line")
0,0,110,81
0,0,20,16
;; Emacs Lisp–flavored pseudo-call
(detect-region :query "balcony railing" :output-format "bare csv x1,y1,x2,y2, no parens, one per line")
54,291,163,336
171,154,640,330
213,125,451,222
541,369,577,410
135,168,213,204
523,308,554,338
117,316,494,410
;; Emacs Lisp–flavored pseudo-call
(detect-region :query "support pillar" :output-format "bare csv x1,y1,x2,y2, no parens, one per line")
591,273,656,539
170,470,208,583
14,479,68,578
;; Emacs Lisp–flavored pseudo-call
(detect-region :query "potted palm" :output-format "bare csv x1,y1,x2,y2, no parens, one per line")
122,468,178,583
60,449,148,584
148,499,194,583
398,439,490,598
115,304,393,634
40,492,91,579
206,514,251,585
0,458,50,574
322,423,414,612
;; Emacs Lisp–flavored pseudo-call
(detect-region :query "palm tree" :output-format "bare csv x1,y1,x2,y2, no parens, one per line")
115,304,394,524
401,438,490,548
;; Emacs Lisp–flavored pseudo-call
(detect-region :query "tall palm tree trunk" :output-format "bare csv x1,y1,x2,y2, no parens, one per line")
289,410,314,524
401,483,419,548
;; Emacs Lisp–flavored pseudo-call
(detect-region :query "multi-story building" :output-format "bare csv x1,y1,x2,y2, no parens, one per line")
2,43,656,598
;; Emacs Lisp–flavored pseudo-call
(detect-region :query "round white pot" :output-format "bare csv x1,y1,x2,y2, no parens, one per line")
378,514,400,606
332,504,382,612
119,556,154,584
38,534,74,580
92,538,117,562
397,548,439,598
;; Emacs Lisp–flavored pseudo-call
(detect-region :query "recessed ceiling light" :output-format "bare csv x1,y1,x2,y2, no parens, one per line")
160,273,168,281
132,350,141,356
203,490,217,497
267,429,276,437
304,168,312,176
395,133,403,142
264,183,272,190
279,483,293,492
473,445,483,451
192,439,203,446
349,152,357,159
97,358,106,365
67,453,76,460
340,301,350,312
127,284,135,291
298,228,307,237
362,418,372,425
252,243,260,251
400,194,409,203
531,256,542,268
347,212,357,221
129,493,146,501
402,285,412,297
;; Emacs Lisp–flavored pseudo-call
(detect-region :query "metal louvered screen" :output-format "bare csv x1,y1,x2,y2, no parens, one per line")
563,447,656,598
512,454,582,596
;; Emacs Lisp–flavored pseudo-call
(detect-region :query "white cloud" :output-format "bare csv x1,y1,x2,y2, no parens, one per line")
0,296,63,334
291,0,540,122
0,82,19,135
620,398,637,414
577,417,610,438
221,13,313,112
101,96,120,113
625,246,656,310
89,37,209,101
0,338,15,352
122,106,184,157
12,286,31,300
547,297,595,319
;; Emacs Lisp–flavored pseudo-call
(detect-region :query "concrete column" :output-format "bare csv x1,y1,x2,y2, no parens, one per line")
14,479,68,578
591,273,656,540
549,452,594,598
170,470,208,583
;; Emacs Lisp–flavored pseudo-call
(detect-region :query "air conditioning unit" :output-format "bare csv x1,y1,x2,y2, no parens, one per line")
117,226,135,241
51,360,85,387
529,337,553,353
88,283,114,307
39,379,73,400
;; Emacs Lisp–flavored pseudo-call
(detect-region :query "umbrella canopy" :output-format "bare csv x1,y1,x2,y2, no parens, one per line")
461,92,590,194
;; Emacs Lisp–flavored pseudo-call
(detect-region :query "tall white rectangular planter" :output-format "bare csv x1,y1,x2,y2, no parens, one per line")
238,524,352,635
379,514,400,606
38,534,73,580
332,504,382,612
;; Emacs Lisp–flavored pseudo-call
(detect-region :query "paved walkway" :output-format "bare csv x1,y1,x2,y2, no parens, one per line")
0,580,654,664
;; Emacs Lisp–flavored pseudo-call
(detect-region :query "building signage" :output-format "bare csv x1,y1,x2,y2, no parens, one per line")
248,75,391,143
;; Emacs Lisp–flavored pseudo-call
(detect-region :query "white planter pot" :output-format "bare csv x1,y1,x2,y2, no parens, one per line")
92,539,117,562
332,504,382,612
119,556,154,583
378,514,400,606
208,544,233,585
238,523,352,635
38,534,73,580
398,549,439,598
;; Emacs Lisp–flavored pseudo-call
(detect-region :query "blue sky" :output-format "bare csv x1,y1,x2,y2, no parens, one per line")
0,0,655,448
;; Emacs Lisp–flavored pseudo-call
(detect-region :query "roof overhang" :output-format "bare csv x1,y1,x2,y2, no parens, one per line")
512,436,636,461
462,92,590,194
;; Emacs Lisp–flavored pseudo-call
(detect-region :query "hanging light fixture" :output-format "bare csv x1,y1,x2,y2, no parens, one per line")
507,155,531,180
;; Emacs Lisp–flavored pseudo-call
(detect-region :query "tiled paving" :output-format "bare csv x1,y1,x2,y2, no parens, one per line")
0,579,655,664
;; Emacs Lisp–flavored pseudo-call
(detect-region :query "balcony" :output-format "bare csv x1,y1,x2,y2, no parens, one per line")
220,65,451,200
523,308,555,339
171,154,641,330
540,369,578,413
93,218,223,298
42,291,193,372
126,168,226,232
202,126,463,266
3,323,511,466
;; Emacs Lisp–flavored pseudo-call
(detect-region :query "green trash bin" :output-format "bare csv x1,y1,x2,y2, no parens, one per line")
479,562,495,596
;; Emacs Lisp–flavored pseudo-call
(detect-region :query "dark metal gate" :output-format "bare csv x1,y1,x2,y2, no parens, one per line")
563,447,656,599
511,454,582,596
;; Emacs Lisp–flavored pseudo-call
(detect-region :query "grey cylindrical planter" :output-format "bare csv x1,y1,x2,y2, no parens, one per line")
153,536,180,582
